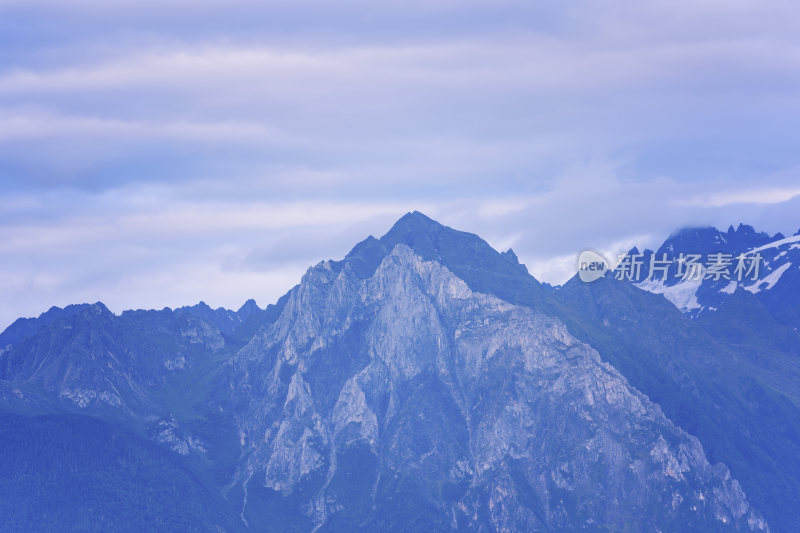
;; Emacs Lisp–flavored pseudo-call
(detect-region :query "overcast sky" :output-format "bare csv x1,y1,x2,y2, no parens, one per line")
3,0,800,330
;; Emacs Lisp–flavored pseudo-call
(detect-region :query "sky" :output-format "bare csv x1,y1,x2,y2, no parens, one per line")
3,0,800,330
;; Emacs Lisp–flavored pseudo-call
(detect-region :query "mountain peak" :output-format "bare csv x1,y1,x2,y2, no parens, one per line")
381,211,445,254
236,298,261,319
390,210,443,231
341,212,447,278
658,224,774,256
88,301,111,315
338,211,546,313
0,301,114,349
724,223,757,236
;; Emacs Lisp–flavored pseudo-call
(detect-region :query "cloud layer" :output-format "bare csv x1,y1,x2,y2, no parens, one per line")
2,0,800,328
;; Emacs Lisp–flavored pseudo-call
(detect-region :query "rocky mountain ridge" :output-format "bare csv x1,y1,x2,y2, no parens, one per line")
2,212,798,531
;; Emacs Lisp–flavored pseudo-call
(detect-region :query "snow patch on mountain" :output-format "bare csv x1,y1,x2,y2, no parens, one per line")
721,281,738,294
747,234,800,254
637,277,703,312
745,262,792,293
631,225,799,319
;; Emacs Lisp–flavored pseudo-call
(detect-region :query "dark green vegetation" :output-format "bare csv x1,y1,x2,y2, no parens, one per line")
0,412,246,532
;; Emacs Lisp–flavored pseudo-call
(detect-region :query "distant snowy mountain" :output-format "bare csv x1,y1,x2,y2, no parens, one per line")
615,224,800,327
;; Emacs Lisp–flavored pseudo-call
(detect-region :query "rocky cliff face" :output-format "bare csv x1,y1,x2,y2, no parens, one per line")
228,244,766,531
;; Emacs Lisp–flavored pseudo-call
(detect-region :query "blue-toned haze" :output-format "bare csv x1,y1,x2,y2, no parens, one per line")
2,0,800,329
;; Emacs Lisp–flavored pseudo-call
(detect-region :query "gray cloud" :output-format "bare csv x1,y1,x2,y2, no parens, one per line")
2,0,800,328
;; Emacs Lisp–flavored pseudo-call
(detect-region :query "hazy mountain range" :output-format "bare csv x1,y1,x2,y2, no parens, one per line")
2,212,799,532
